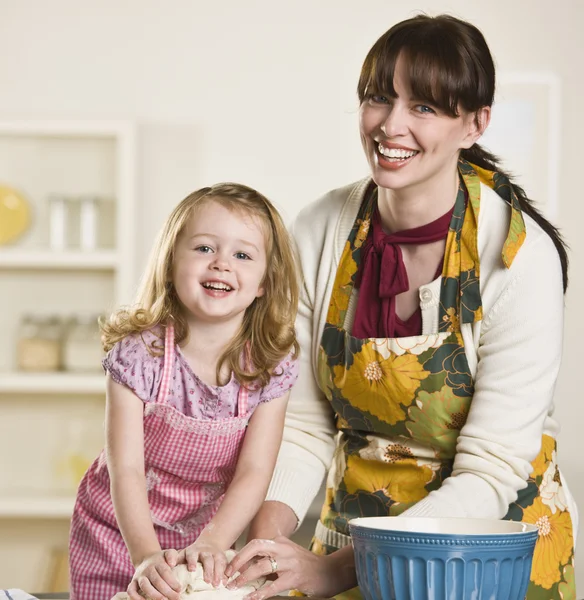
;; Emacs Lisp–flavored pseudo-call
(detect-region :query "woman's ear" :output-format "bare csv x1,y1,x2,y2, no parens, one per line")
461,106,491,149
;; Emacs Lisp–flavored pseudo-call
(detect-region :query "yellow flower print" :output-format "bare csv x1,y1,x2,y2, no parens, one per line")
354,217,370,249
523,497,573,589
503,212,527,268
406,386,470,457
442,241,460,280
441,307,459,332
530,434,556,478
310,537,326,556
344,455,433,504
472,164,496,188
317,346,335,399
328,241,357,325
334,345,429,425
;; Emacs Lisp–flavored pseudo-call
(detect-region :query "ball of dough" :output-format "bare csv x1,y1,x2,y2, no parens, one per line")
111,550,266,600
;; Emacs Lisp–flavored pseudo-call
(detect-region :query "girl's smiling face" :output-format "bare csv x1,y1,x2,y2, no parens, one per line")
172,199,267,329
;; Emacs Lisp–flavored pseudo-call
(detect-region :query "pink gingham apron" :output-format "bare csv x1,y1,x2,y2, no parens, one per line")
69,323,250,600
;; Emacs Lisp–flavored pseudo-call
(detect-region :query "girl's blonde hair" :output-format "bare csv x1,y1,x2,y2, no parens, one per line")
101,183,299,387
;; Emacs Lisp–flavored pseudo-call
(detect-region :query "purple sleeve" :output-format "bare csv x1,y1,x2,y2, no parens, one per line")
102,333,162,403
259,351,300,403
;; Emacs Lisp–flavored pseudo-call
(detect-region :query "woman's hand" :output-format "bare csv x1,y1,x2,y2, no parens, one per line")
177,541,230,588
225,536,343,600
127,549,182,600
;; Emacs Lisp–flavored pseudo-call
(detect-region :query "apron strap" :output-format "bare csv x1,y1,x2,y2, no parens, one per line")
155,323,176,405
236,342,252,417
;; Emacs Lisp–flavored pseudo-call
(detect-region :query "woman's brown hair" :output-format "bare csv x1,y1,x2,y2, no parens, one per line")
358,14,568,291
101,183,299,387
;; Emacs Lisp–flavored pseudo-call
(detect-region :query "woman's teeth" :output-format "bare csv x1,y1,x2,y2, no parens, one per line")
203,282,233,291
378,144,417,161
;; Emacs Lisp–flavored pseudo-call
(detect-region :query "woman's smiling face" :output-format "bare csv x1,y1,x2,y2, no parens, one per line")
359,54,487,196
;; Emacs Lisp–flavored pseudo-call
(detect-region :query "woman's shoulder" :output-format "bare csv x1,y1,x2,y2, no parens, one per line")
477,183,563,316
293,177,371,232
479,183,560,267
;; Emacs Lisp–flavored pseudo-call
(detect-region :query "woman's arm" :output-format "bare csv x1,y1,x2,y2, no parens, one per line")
402,229,565,520
226,538,357,599
180,392,291,585
105,374,181,600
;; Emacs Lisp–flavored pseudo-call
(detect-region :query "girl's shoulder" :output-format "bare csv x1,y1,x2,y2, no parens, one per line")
258,350,300,403
102,327,166,403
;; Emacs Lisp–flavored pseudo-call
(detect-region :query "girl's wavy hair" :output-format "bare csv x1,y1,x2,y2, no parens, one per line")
357,13,568,291
101,183,300,387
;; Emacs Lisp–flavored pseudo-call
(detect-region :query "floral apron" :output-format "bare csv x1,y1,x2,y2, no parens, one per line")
69,323,251,600
311,162,575,600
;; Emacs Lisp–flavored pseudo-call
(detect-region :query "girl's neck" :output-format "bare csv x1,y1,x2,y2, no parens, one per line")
377,166,459,233
179,317,242,384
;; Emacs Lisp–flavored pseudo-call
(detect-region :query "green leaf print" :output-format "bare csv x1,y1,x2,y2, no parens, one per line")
406,385,470,456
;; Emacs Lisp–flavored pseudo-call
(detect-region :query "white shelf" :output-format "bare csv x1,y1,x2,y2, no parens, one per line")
0,496,75,518
0,249,118,270
0,119,135,138
0,372,105,394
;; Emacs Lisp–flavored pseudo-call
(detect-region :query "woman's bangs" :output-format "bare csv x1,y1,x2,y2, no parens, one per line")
361,43,469,117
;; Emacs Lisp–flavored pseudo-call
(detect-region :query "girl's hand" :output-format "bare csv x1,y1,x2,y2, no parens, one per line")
127,549,182,600
225,536,339,600
177,541,230,588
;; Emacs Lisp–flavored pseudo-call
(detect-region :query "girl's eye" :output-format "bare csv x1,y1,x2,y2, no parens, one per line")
195,245,213,253
235,252,251,260
416,104,436,114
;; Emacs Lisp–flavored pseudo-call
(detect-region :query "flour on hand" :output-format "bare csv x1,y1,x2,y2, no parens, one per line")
111,550,266,600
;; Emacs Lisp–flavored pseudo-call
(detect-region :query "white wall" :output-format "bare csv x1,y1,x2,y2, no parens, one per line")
1,0,582,591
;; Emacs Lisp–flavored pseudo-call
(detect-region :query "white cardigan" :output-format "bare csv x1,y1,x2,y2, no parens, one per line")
266,178,578,536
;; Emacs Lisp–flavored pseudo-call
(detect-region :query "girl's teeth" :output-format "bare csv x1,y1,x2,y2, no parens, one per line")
204,283,232,291
378,144,417,159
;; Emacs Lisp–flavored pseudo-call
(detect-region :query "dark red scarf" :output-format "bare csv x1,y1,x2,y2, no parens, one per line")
352,204,453,338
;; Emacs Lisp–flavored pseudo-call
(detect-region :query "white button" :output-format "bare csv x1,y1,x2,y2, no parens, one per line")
420,289,433,302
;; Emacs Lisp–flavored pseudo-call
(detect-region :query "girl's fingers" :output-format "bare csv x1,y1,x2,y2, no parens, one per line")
212,552,228,587
164,548,179,568
199,551,215,584
127,580,143,600
156,563,182,596
137,575,167,600
185,548,200,572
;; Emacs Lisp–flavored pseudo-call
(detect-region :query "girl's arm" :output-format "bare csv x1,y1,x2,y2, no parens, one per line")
105,374,182,600
180,391,290,586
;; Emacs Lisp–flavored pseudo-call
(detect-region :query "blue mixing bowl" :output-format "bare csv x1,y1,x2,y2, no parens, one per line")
348,516,538,600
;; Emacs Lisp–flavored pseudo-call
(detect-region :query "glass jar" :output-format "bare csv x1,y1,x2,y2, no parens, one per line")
63,314,104,372
16,314,62,371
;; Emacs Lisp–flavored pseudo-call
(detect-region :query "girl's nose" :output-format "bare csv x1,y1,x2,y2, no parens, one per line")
210,252,232,271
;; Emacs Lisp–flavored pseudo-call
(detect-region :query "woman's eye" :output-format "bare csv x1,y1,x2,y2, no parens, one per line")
195,245,213,253
416,104,436,114
369,93,390,104
235,252,251,260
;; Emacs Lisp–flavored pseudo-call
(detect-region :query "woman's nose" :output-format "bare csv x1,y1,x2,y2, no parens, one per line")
380,105,408,138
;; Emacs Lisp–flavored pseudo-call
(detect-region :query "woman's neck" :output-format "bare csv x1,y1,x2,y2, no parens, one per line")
377,167,459,233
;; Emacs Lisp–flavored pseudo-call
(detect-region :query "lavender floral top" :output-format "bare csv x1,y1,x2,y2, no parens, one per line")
102,329,299,419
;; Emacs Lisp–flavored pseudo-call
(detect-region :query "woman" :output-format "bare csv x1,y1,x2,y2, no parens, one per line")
226,14,577,600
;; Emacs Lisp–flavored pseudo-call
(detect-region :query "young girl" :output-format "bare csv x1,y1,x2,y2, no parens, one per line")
68,183,300,600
